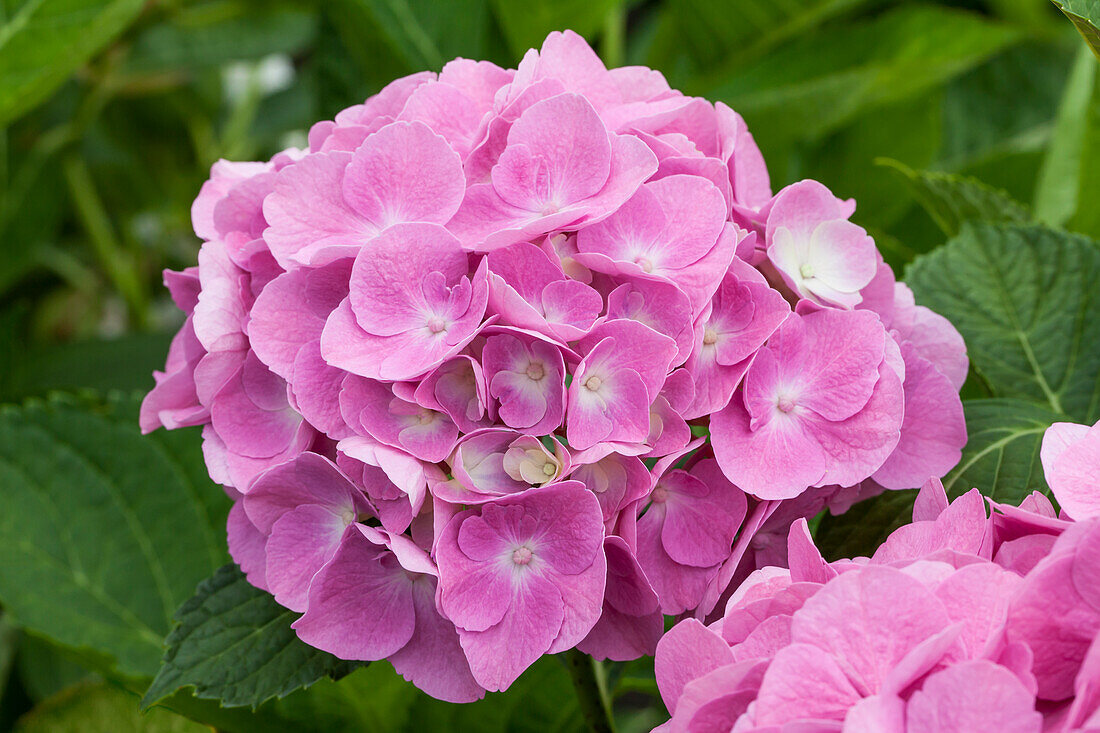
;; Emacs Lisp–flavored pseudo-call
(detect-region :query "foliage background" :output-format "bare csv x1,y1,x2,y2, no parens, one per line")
0,0,1097,730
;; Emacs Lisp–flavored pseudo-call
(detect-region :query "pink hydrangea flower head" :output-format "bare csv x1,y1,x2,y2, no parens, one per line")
143,28,972,701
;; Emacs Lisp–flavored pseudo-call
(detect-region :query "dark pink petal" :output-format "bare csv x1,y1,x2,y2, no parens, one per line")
227,501,268,591
265,505,351,612
292,526,417,660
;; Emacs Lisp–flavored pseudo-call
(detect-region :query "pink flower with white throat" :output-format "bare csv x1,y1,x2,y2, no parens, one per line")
766,180,878,309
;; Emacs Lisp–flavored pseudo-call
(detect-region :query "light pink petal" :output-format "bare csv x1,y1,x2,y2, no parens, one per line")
872,344,966,490
250,260,351,380
655,618,736,714
493,93,610,209
712,394,828,500
934,562,1022,658
670,660,768,733
754,643,863,725
787,518,836,585
913,476,950,521
1046,421,1100,520
905,660,1042,733
790,564,952,696
341,121,464,228
262,151,374,267
348,223,470,335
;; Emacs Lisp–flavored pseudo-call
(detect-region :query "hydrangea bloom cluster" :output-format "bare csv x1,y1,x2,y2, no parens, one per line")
654,418,1100,732
141,30,967,700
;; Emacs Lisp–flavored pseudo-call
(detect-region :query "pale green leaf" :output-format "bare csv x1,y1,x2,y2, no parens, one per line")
15,681,205,733
1052,0,1100,59
0,0,146,125
1068,50,1100,238
1034,45,1096,226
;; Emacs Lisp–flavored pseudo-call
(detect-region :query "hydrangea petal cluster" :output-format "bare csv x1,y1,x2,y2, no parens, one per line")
142,30,968,699
654,418,1100,731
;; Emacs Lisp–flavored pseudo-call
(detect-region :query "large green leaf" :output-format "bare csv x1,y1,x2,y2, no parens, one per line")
943,399,1061,501
907,223,1100,498
0,0,146,126
15,682,204,733
143,564,358,710
879,158,1029,237
0,395,231,680
699,6,1020,145
1052,0,1100,59
907,223,1100,419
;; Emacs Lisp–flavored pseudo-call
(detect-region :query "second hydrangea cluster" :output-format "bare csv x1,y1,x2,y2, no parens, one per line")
142,31,967,700
655,418,1100,732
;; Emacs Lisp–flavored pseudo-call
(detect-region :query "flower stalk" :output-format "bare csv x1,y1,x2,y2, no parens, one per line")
563,649,616,733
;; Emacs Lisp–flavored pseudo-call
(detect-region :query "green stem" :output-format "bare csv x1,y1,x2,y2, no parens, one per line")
62,156,149,329
602,5,626,68
563,649,616,733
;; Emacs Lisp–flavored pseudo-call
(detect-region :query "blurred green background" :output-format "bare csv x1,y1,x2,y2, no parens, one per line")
0,0,1095,730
